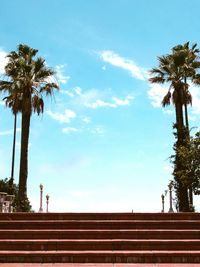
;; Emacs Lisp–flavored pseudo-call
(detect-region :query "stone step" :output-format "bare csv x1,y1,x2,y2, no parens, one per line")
2,212,200,263
0,250,200,263
1,212,200,221
0,229,199,240
1,239,200,251
0,220,200,229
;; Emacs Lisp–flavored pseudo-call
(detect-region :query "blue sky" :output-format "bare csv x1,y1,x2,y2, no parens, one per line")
1,0,200,212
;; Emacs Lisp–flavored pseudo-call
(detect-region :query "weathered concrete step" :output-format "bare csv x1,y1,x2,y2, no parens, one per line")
1,250,200,263
0,264,200,267
1,212,200,221
0,265,199,267
1,239,200,251
1,220,200,229
0,229,200,239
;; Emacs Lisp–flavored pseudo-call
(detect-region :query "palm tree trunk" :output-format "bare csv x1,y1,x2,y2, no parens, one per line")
184,104,189,130
184,104,193,208
11,114,17,180
175,97,190,212
18,106,31,211
175,101,184,144
183,78,193,208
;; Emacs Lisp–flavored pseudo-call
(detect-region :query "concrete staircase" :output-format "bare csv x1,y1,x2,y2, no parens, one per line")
0,212,200,263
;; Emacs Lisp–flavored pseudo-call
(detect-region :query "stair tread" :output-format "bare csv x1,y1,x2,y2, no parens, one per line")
1,229,199,231
1,238,200,242
0,219,199,222
1,250,200,254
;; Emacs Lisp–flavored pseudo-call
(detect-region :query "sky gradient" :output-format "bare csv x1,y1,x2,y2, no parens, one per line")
1,0,200,212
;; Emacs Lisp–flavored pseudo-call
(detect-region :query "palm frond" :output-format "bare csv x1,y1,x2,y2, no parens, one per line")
32,95,44,115
162,91,171,107
149,68,164,76
40,83,59,95
148,76,165,84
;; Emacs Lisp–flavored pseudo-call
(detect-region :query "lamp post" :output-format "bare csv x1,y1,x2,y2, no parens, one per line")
168,181,174,213
46,194,49,213
161,194,165,212
39,184,43,212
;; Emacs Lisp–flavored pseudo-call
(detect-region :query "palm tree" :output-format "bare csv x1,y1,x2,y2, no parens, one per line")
0,75,22,182
0,44,59,211
149,43,200,211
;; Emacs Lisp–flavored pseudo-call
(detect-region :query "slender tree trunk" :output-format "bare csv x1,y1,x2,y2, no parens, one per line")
185,103,193,208
11,114,17,180
183,78,193,208
174,89,190,212
18,98,31,211
175,100,184,144
184,104,189,130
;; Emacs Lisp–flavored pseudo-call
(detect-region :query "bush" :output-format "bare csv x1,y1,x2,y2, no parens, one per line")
0,177,32,212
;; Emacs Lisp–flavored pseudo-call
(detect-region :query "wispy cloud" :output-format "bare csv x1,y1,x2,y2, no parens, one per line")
47,109,76,123
55,65,70,84
0,128,21,136
148,83,168,108
190,85,200,115
61,86,134,109
99,50,145,80
61,90,74,97
0,101,5,106
82,116,91,123
85,95,134,109
62,127,79,134
0,48,7,74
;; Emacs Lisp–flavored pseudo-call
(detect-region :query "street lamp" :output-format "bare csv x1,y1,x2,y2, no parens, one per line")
46,194,49,213
168,181,174,213
39,184,43,212
161,194,165,212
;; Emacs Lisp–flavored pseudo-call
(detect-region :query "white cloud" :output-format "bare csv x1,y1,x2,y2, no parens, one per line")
99,50,145,80
0,48,8,74
47,109,76,123
85,95,133,109
82,117,91,123
60,90,74,97
112,95,134,106
74,86,83,96
55,65,70,84
0,101,5,106
148,83,169,108
85,99,116,108
190,85,200,115
162,109,174,115
0,128,21,136
62,127,79,134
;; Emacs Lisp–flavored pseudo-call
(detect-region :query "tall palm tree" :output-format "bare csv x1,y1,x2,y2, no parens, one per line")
149,43,200,211
170,43,200,207
0,44,59,211
0,76,22,182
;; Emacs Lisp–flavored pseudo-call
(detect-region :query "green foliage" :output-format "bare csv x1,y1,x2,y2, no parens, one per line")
174,131,200,193
0,177,17,195
0,177,32,212
171,129,200,211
